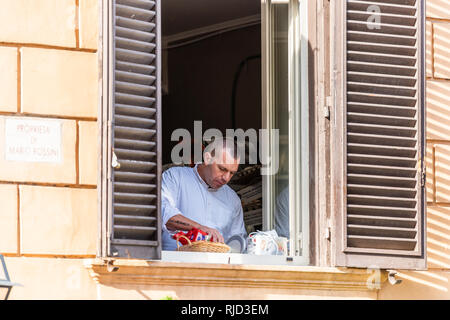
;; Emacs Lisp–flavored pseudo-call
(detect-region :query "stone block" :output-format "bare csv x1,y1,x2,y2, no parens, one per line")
0,0,76,47
0,47,18,112
20,185,97,255
21,47,98,118
0,184,18,254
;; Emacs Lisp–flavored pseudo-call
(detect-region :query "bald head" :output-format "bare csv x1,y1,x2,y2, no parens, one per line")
204,137,240,165
198,138,240,189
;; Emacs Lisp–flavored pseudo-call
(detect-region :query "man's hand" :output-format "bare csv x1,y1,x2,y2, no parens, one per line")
199,225,224,243
166,214,224,243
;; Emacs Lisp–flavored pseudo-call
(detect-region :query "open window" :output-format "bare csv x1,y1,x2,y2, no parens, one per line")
99,0,427,271
99,0,310,265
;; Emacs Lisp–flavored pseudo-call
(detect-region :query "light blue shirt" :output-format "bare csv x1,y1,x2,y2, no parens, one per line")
161,165,247,251
275,186,289,238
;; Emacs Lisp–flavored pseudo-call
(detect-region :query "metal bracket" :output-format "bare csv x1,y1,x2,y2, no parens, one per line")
324,106,330,120
112,150,121,169
421,171,426,188
387,270,402,285
106,260,119,273
324,96,332,120
325,227,331,240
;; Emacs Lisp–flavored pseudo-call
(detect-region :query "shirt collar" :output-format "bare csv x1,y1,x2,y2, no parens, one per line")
193,164,219,192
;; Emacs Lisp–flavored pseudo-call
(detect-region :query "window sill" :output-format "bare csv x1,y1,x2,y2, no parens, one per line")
84,258,388,291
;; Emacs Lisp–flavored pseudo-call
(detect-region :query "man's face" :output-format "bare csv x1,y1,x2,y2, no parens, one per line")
204,150,240,189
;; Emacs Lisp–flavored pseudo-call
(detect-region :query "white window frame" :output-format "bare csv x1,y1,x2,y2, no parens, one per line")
161,0,310,267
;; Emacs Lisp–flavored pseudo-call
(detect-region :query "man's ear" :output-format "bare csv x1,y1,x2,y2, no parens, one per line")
203,152,213,165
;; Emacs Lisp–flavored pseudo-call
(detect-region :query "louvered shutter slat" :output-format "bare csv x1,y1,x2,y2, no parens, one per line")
114,171,156,183
114,138,155,151
348,174,416,188
347,133,416,147
335,0,425,268
347,184,416,198
116,4,155,21
347,52,416,66
115,92,155,107
347,92,416,106
116,16,155,32
108,0,161,258
116,70,156,86
347,11,416,26
347,102,416,117
116,61,155,76
347,214,417,228
117,159,156,173
347,204,417,217
115,104,156,118
115,148,156,160
347,41,416,56
348,62,416,76
347,1,416,15
114,192,156,204
116,48,155,64
114,203,156,215
347,236,417,251
347,153,416,167
116,37,156,54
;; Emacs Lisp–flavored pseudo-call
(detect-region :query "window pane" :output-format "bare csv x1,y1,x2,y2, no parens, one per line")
272,4,290,240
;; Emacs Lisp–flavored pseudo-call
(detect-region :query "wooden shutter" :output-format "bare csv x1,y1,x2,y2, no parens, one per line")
100,0,162,259
333,0,426,269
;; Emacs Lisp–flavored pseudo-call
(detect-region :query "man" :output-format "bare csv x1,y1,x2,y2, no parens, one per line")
274,185,289,238
161,138,247,251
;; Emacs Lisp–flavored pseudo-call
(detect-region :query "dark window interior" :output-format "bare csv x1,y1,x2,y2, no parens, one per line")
161,0,263,234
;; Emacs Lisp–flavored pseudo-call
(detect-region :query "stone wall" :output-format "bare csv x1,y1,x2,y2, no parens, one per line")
0,0,99,299
379,0,450,299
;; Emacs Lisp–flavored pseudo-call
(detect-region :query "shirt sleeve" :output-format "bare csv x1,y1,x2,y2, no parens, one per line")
226,197,247,241
161,168,183,233
274,187,289,238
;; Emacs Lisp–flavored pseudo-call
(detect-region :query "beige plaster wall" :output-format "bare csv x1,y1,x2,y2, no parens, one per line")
4,257,378,300
379,0,450,300
2,0,450,300
0,0,99,263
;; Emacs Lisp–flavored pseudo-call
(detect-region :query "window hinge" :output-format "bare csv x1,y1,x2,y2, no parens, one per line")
324,106,330,120
112,149,121,169
325,227,331,240
421,170,426,187
298,232,303,251
324,96,333,120
387,270,402,285
107,260,119,273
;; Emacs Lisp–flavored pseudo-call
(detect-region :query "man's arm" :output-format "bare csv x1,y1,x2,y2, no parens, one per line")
166,214,224,243
166,214,201,231
228,198,247,240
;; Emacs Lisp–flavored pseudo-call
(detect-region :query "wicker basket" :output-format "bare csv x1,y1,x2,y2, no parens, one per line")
176,235,230,253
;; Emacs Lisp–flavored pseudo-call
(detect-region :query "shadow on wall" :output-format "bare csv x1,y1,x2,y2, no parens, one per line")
379,205,450,299
427,81,450,139
433,23,450,79
434,145,450,203
426,143,434,202
427,21,432,76
428,0,450,20
379,268,450,299
427,206,450,269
